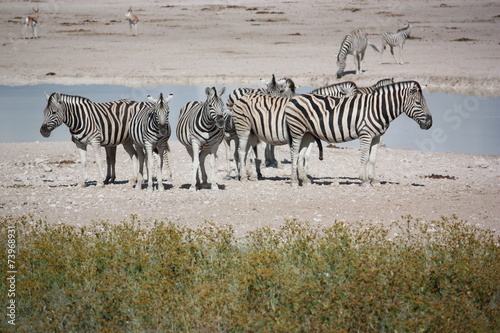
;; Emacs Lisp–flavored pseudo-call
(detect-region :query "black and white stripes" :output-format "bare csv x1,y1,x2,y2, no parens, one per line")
381,24,412,64
130,93,174,192
336,29,368,79
285,81,432,186
176,87,226,191
40,92,151,187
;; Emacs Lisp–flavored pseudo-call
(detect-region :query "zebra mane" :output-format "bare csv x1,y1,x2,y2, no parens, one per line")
373,80,420,95
397,24,411,33
49,92,93,105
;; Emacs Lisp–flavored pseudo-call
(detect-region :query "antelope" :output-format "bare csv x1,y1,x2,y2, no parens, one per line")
24,8,39,39
125,7,139,36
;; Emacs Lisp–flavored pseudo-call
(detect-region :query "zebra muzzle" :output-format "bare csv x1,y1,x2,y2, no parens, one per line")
40,124,52,138
420,114,433,130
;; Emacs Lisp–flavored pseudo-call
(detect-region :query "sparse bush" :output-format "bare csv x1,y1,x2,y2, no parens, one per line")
1,215,498,332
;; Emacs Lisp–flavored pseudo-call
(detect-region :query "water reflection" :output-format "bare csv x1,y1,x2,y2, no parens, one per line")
0,84,498,155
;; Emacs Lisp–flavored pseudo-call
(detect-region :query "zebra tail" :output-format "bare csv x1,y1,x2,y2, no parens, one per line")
370,44,380,53
316,138,323,161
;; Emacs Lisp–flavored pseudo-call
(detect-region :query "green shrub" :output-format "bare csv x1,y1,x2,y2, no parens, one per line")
1,215,498,332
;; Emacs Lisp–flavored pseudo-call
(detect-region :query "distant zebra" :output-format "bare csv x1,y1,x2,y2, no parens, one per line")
336,29,368,78
285,81,432,186
381,24,412,64
310,81,358,97
357,78,394,94
40,92,152,187
232,79,323,181
176,87,226,191
130,93,174,192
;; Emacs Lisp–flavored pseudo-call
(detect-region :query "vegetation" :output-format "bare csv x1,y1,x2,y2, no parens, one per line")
1,215,499,332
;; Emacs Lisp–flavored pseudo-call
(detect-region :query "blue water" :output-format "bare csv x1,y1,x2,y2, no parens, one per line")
0,84,499,155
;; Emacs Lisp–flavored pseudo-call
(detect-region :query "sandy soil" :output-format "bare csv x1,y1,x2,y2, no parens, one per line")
1,141,499,238
1,0,499,95
0,0,499,237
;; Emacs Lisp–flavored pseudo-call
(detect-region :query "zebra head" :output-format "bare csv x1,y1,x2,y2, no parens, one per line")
402,82,432,130
154,93,173,137
205,87,226,129
40,92,64,138
261,74,298,97
277,78,297,97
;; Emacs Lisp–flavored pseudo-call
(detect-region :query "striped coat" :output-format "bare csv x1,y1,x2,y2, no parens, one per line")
40,92,151,187
285,81,432,186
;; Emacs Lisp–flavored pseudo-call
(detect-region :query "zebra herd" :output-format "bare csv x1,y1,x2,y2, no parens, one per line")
40,75,432,190
336,24,412,78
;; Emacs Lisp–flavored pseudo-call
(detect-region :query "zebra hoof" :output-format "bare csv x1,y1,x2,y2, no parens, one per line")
360,181,372,187
371,180,381,187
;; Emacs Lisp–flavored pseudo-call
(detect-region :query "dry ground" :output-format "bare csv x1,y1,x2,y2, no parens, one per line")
0,0,499,236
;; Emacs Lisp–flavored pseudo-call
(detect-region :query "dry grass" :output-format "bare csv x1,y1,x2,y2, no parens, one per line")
1,215,498,331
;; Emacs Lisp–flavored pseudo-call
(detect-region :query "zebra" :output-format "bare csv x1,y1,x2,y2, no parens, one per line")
284,81,432,186
381,24,412,64
225,75,296,177
130,93,174,192
40,92,152,187
336,29,368,79
357,78,395,94
232,79,323,182
310,81,359,97
176,87,226,191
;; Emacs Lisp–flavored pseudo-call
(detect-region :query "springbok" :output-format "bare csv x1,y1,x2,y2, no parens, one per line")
24,8,39,39
125,7,139,36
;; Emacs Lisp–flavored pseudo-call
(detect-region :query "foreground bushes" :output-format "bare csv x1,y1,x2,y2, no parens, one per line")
1,215,499,332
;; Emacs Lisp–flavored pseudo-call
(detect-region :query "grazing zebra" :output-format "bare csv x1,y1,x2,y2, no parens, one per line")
232,79,323,181
40,92,152,187
130,93,174,192
336,29,368,78
285,81,432,186
24,8,39,39
310,81,358,97
125,7,139,36
176,87,226,191
357,78,394,94
381,24,412,64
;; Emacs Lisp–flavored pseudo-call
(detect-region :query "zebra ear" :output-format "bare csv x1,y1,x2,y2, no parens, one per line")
205,87,217,96
44,91,50,100
165,93,174,103
218,87,225,97
54,92,62,103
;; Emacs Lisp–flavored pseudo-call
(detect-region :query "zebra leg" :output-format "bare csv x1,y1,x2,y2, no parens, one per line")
289,136,303,187
123,142,139,188
199,150,209,188
237,132,251,181
302,134,317,184
390,46,398,64
145,143,155,192
358,135,373,186
399,44,405,65
134,145,145,189
90,142,105,187
189,143,201,191
297,136,314,185
104,146,116,184
162,143,173,182
75,142,89,187
255,140,266,179
209,144,220,191
367,135,381,185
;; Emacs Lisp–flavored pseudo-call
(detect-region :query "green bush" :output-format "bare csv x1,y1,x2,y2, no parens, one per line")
1,215,499,332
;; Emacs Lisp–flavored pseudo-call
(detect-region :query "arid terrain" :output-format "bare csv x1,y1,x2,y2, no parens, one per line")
0,0,499,237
